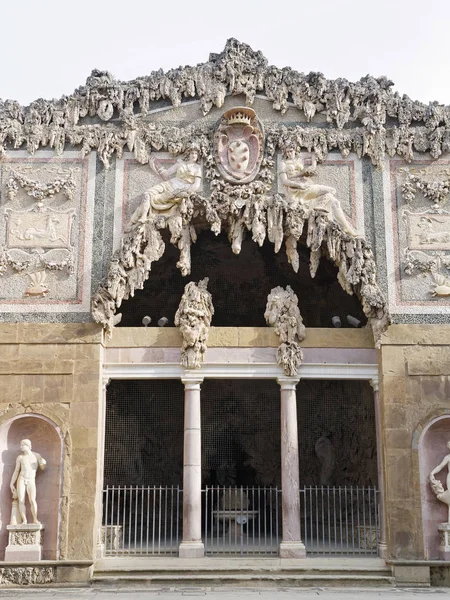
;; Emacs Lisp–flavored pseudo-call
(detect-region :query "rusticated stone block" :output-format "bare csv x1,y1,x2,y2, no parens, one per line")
393,565,430,586
405,346,450,376
381,324,450,346
381,346,405,376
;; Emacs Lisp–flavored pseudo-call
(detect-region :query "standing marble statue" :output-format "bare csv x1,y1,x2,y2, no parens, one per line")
430,442,450,560
279,147,358,236
10,439,46,525
430,441,450,523
175,278,214,369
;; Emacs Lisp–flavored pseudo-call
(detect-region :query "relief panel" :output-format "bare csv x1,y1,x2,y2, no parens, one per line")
384,157,450,313
0,151,96,312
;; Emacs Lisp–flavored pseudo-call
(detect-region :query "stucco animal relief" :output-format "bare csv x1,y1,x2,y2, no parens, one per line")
174,278,214,369
265,285,306,377
214,107,263,183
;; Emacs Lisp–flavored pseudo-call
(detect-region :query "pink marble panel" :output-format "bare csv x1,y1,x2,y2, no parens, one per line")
0,415,62,560
419,416,450,559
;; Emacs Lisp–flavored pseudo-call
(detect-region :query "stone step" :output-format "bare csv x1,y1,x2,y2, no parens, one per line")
92,573,394,587
93,557,393,587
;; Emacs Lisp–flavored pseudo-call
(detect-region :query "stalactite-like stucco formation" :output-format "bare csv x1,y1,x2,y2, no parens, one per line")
0,39,393,341
84,41,392,345
2,38,450,167
265,286,306,376
174,278,214,369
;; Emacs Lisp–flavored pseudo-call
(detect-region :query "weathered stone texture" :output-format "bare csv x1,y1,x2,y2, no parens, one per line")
380,324,450,560
105,326,374,349
0,323,102,563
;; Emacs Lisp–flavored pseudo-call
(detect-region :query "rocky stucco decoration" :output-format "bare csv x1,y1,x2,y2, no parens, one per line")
92,142,389,345
264,285,306,376
174,278,214,369
1,39,450,168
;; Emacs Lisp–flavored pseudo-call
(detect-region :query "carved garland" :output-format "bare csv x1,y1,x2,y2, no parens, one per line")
2,39,450,168
6,168,76,202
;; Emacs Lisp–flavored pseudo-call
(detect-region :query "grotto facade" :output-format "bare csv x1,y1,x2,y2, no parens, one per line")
0,39,450,586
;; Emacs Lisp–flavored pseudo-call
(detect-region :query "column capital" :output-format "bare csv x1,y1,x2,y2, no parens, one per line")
102,377,111,391
182,376,204,389
277,377,300,390
369,377,379,392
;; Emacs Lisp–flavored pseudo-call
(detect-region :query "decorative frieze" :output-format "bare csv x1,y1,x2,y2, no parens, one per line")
0,566,55,586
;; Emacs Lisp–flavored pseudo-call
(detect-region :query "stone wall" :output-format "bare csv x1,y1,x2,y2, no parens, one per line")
380,324,450,559
0,323,103,562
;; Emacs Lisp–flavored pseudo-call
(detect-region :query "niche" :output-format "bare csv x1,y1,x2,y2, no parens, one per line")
419,415,450,559
0,415,63,560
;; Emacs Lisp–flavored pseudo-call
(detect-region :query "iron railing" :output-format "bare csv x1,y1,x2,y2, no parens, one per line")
102,485,182,555
203,486,281,556
300,485,379,555
101,484,379,557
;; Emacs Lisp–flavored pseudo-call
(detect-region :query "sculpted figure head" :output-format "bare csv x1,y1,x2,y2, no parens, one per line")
20,439,32,453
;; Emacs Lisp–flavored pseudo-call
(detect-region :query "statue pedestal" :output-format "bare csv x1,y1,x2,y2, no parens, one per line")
438,523,450,561
5,524,44,561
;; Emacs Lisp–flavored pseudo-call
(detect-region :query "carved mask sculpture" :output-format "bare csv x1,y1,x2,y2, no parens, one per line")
214,107,264,184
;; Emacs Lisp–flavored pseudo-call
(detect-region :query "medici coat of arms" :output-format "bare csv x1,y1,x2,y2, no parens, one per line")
214,107,264,184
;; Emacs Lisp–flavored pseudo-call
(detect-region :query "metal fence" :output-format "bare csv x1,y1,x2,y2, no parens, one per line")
102,485,378,557
203,486,281,556
300,486,379,555
102,485,182,555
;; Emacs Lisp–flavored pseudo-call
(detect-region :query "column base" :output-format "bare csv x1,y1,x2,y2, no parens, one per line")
179,541,205,558
5,523,44,561
378,541,388,560
279,541,306,558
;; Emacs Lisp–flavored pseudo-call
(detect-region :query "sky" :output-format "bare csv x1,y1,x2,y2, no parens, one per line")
1,0,450,106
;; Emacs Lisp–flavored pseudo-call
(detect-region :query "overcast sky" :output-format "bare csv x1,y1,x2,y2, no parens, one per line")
2,0,449,106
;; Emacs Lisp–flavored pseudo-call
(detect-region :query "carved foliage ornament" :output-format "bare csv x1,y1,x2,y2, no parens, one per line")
0,567,55,586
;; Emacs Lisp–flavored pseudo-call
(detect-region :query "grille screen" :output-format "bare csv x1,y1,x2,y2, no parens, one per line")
104,379,377,488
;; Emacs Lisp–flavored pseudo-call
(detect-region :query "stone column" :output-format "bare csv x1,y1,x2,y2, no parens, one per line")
96,376,110,558
278,377,306,558
370,377,387,559
179,377,204,558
